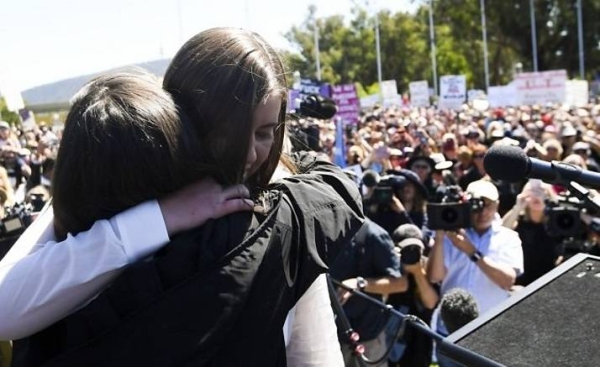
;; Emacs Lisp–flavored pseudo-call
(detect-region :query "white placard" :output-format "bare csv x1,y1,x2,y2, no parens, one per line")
468,89,486,103
488,84,517,108
565,80,589,108
409,80,430,107
513,70,567,105
439,75,466,110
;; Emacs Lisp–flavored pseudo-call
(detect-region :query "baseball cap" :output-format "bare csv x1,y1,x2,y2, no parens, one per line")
0,121,10,129
572,142,590,152
396,237,425,251
561,125,577,137
466,180,499,202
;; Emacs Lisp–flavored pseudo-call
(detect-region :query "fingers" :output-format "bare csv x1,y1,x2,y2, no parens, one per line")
221,184,250,200
215,198,255,217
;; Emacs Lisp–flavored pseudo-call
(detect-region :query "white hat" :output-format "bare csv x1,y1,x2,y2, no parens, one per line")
466,180,499,202
0,121,9,129
561,125,577,137
572,142,590,152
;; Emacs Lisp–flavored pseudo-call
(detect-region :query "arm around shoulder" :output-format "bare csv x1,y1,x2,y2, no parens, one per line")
0,200,169,340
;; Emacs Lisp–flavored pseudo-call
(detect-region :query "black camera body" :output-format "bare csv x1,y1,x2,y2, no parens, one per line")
545,199,586,237
400,245,421,265
369,175,406,205
1,202,34,237
427,185,484,231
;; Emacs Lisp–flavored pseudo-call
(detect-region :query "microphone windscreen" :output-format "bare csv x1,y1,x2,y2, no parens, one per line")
362,170,380,188
484,145,529,183
299,94,338,119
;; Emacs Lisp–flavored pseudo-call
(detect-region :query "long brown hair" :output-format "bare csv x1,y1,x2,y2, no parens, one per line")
163,27,289,191
52,72,201,240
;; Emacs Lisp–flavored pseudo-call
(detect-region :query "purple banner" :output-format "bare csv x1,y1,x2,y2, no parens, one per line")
331,84,360,125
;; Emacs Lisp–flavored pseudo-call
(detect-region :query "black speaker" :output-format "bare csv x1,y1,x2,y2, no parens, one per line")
442,253,600,367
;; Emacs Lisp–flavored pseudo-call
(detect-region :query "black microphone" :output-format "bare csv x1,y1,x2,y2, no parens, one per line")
298,94,338,119
484,145,600,189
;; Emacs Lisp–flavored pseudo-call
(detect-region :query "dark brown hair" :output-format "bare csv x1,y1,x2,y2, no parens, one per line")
52,72,201,240
163,27,289,190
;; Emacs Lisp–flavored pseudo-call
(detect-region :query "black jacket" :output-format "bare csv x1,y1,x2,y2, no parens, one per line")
12,154,364,367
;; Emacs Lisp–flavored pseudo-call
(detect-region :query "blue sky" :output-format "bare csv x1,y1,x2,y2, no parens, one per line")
1,0,418,92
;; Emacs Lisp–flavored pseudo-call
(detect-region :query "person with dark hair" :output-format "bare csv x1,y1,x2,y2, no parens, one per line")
0,28,364,367
386,224,439,367
364,169,429,237
332,218,400,367
439,288,479,334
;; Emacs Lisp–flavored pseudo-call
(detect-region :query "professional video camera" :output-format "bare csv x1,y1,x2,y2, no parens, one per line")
362,170,406,205
288,93,338,152
427,185,484,231
1,201,36,237
545,196,587,238
0,201,39,261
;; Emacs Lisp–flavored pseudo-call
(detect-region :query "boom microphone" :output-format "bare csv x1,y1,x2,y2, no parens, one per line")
484,145,600,189
297,94,338,119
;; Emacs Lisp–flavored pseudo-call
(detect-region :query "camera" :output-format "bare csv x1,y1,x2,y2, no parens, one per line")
427,185,484,231
545,198,586,237
1,202,35,237
362,170,406,205
400,244,421,265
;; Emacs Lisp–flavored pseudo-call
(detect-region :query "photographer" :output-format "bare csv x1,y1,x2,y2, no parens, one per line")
335,223,438,367
427,180,523,367
387,224,439,367
364,169,429,237
332,218,401,367
502,179,564,286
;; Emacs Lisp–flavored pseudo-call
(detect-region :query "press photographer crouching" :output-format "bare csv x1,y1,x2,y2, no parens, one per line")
363,169,429,238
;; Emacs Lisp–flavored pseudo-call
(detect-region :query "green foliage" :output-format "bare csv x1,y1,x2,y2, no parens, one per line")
0,98,20,126
284,0,600,90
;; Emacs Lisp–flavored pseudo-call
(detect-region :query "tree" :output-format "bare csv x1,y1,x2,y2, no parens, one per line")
0,98,20,126
283,0,600,91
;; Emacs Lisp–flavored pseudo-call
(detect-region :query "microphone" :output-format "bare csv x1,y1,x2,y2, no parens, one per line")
484,145,600,189
297,94,338,119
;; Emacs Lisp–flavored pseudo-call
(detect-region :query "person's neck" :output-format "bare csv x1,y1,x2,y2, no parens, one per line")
529,209,544,223
474,225,491,236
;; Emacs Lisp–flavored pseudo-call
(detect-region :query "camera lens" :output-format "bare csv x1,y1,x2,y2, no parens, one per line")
400,245,421,265
556,212,575,229
441,207,459,224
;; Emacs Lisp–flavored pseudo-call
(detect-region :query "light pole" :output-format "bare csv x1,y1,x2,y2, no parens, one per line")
530,0,538,72
375,12,383,101
314,24,321,81
428,0,438,96
480,0,490,90
576,0,585,79
310,5,321,81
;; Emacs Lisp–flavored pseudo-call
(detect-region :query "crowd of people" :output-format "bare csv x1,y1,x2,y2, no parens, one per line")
0,25,599,367
292,98,600,366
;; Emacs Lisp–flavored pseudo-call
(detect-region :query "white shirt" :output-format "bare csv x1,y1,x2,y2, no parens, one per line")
442,222,523,315
0,201,342,366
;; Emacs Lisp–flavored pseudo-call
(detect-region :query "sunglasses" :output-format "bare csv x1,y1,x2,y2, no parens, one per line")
412,164,430,170
473,154,485,159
